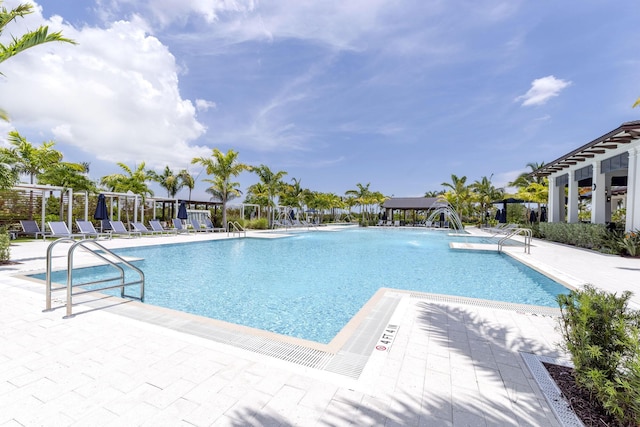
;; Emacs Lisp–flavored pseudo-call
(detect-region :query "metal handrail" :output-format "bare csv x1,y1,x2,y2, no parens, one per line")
227,221,246,238
45,238,145,317
497,228,532,254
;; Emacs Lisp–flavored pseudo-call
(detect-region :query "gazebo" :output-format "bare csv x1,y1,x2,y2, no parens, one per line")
381,197,445,225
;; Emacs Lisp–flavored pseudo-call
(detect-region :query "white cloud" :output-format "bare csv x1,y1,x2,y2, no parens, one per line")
195,99,216,112
516,75,571,106
0,3,209,172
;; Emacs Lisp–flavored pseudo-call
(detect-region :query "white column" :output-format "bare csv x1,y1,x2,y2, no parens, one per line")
626,147,639,231
567,173,579,223
591,161,606,224
67,188,73,230
548,177,558,222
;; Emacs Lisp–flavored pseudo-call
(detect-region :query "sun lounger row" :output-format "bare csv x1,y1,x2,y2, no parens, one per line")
18,218,225,240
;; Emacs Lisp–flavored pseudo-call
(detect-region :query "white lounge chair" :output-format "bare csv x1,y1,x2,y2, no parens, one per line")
19,220,49,239
190,218,213,232
204,217,225,232
109,220,142,238
76,220,112,239
149,220,177,235
131,222,162,236
47,221,85,239
172,218,192,234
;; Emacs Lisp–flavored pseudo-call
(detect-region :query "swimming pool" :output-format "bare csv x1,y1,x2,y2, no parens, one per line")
38,228,568,343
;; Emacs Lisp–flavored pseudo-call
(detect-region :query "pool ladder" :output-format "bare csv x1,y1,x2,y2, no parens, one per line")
497,228,532,254
227,221,246,238
44,238,145,318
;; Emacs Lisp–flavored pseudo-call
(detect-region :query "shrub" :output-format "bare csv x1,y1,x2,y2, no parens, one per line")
0,230,10,263
246,218,268,229
619,230,640,257
557,286,640,425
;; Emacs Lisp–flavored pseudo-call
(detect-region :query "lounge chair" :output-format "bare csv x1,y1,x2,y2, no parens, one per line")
172,218,192,234
131,222,162,236
109,220,142,238
149,220,177,235
47,221,85,239
76,220,112,239
19,220,49,239
204,217,225,232
190,218,213,232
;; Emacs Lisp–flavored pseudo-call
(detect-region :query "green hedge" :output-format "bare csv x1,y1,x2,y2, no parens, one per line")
538,222,612,251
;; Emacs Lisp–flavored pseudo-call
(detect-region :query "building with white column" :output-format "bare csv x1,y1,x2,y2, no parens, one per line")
532,120,640,232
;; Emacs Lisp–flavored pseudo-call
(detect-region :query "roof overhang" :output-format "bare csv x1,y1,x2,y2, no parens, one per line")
531,120,640,177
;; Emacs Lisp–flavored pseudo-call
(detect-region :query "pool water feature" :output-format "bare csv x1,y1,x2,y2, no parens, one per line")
37,228,568,344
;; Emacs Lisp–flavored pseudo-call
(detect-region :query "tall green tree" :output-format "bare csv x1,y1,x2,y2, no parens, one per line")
192,149,250,229
509,162,546,187
440,174,470,217
249,164,287,227
178,169,195,201
148,166,184,198
0,1,76,121
100,162,154,223
279,178,310,217
509,162,549,223
2,131,63,184
471,175,504,223
100,162,154,198
38,162,96,192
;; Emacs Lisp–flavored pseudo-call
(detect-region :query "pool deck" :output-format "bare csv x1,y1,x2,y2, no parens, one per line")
0,226,638,426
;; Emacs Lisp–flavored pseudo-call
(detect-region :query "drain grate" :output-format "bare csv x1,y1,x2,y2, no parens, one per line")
521,352,583,427
408,291,561,316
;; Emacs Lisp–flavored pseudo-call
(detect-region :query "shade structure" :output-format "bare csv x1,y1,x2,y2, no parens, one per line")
94,194,108,220
177,201,188,220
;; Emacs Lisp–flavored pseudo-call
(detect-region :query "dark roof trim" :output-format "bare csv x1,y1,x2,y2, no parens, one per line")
382,197,444,209
532,120,640,177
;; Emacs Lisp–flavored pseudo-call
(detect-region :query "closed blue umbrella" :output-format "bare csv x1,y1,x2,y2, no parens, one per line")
177,201,188,220
94,194,108,220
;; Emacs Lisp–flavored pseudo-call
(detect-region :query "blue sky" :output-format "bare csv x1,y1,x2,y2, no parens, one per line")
1,0,639,201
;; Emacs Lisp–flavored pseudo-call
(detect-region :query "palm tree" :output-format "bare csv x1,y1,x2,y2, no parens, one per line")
100,162,154,197
2,131,63,184
204,175,243,216
345,182,373,222
100,162,154,223
1,1,76,121
471,175,504,223
38,162,96,192
250,165,287,227
509,162,548,223
178,169,195,201
148,166,184,198
280,178,310,218
509,162,546,187
1,131,64,218
191,149,250,229
440,174,469,217
424,190,442,197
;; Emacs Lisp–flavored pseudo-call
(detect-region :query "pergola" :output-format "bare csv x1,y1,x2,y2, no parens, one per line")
532,120,640,231
382,197,445,224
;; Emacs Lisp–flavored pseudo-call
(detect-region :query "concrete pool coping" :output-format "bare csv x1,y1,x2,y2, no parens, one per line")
1,225,639,425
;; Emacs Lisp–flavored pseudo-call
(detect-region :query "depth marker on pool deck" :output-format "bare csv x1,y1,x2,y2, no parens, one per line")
375,324,399,352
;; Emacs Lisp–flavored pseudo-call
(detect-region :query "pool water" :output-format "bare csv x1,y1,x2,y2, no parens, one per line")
38,228,568,343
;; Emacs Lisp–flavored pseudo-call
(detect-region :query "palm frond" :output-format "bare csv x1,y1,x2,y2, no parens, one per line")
0,26,76,64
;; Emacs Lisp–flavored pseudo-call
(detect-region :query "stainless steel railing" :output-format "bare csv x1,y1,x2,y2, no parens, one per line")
45,238,144,317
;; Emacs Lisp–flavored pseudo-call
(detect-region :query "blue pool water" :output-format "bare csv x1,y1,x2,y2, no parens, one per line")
37,228,568,343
